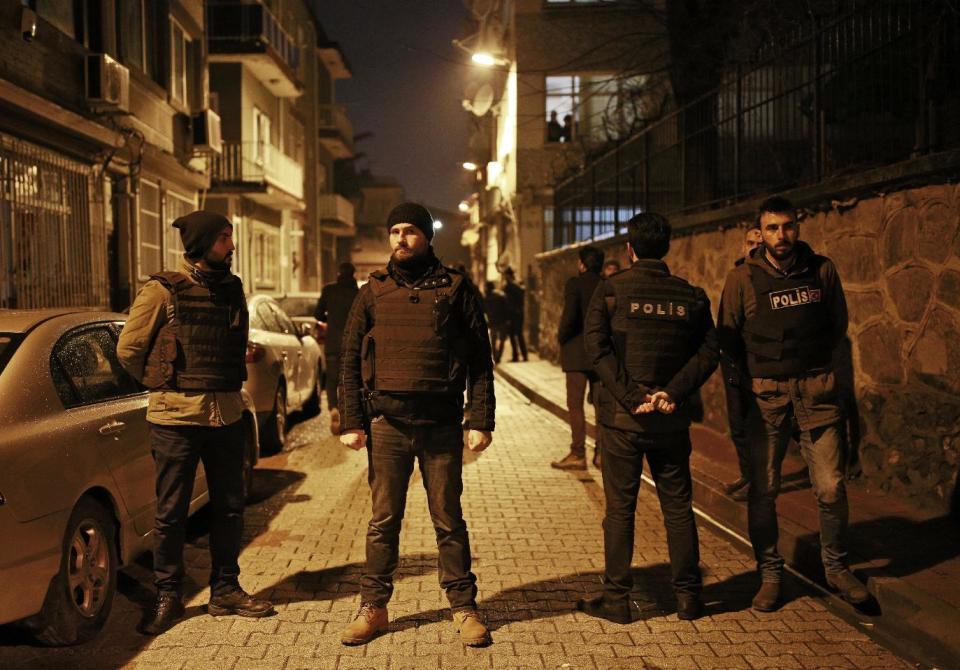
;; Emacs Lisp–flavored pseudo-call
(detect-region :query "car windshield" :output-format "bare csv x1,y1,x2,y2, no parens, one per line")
0,333,23,376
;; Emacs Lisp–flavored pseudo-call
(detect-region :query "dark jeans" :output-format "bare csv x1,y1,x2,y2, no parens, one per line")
507,320,528,361
362,417,477,610
325,352,341,410
565,371,594,456
748,414,849,581
600,427,701,600
490,325,508,363
150,421,245,596
721,360,751,481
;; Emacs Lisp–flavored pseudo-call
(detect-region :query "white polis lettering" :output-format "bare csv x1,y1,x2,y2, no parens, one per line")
769,286,822,310
629,300,688,320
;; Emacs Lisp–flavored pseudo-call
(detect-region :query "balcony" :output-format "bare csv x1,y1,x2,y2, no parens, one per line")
210,141,305,209
318,193,355,236
207,0,303,98
318,104,353,159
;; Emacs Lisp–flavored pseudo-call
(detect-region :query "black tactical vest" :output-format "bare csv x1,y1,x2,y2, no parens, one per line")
142,271,249,392
598,265,703,433
366,269,466,394
742,259,833,378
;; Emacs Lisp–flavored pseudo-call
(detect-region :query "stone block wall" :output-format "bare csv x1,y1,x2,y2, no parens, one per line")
535,182,960,511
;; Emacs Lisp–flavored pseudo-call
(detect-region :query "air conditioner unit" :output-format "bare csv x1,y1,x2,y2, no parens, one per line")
85,54,129,112
192,109,223,154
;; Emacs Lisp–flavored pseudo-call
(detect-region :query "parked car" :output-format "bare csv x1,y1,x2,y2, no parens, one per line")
245,295,323,452
0,309,260,646
276,295,327,346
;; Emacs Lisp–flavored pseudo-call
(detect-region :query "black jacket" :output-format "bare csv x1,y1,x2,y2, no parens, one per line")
315,277,359,355
557,270,602,372
483,290,509,328
504,281,525,324
339,257,496,432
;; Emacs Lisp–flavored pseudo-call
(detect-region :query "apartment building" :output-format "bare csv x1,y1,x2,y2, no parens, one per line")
458,0,668,289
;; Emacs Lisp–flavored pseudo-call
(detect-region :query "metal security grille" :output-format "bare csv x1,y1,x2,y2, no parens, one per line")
0,134,108,309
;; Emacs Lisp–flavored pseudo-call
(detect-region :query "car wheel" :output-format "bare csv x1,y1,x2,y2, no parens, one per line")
261,383,286,454
28,497,118,646
302,362,323,418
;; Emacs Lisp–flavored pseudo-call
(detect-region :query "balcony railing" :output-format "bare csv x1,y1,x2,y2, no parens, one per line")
318,104,353,159
551,0,960,249
206,0,302,97
318,193,355,234
211,141,304,201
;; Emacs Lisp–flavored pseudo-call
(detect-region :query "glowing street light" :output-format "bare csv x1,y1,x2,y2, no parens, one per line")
471,52,497,67
458,201,470,213
433,220,443,230
462,161,478,171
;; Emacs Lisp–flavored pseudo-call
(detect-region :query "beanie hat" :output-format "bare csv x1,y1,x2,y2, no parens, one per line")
172,211,232,259
386,202,435,242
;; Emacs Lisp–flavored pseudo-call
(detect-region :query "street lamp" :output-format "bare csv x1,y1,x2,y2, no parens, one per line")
458,200,471,213
433,220,443,230
462,161,478,171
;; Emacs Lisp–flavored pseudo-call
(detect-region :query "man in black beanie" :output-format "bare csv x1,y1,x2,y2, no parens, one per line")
338,202,496,647
118,210,272,635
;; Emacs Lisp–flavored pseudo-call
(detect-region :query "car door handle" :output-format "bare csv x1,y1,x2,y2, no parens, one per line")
98,420,126,436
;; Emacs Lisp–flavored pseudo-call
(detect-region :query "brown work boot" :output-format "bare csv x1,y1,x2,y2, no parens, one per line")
826,570,870,605
329,408,341,436
340,602,388,645
751,581,782,612
453,608,491,646
551,452,587,470
207,587,274,618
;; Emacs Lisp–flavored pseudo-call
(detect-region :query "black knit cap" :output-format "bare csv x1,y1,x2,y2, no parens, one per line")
172,210,232,259
386,202,435,242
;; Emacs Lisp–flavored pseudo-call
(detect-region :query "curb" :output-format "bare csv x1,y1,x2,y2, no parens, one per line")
495,365,960,670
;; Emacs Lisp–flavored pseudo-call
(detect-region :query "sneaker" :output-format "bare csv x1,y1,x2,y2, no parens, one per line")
208,587,274,618
576,595,632,624
137,591,185,636
341,602,388,646
751,580,782,612
330,408,341,436
453,608,491,646
826,570,870,605
551,452,587,471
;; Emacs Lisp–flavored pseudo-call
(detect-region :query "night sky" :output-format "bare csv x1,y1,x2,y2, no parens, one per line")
311,0,475,211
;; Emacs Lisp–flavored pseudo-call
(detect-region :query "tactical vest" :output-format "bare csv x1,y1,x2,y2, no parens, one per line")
366,269,465,394
599,268,703,433
742,259,833,378
142,271,249,392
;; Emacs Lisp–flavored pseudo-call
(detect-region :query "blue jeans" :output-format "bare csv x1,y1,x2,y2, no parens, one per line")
748,395,849,580
361,417,478,610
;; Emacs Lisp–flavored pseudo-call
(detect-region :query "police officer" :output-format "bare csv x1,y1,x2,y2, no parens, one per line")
315,262,360,435
579,212,719,622
117,211,272,635
718,196,868,611
338,203,496,647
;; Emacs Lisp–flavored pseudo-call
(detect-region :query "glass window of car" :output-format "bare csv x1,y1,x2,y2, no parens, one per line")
255,302,281,333
268,302,297,336
52,327,142,407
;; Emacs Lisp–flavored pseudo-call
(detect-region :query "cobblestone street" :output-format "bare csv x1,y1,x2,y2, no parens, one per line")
0,380,915,670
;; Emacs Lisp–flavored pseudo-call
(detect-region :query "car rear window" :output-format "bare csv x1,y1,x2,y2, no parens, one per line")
0,333,23,375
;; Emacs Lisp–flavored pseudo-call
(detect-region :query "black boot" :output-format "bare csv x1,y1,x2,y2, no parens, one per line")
137,591,185,635
576,595,632,624
208,587,274,618
676,593,703,620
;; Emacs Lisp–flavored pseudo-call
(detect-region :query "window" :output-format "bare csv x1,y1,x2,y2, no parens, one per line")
255,302,281,332
546,73,656,144
546,76,580,143
52,327,140,407
253,107,272,165
138,179,162,279
268,303,296,336
33,1,74,38
163,191,195,270
121,0,143,70
253,223,280,289
170,18,189,107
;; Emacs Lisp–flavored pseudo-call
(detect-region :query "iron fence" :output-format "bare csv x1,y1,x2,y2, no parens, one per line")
0,134,108,309
552,0,960,248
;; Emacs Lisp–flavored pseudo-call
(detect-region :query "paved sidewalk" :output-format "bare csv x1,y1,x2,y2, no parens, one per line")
497,354,960,669
0,383,912,669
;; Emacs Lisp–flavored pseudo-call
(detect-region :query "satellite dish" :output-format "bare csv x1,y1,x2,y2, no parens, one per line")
468,83,494,117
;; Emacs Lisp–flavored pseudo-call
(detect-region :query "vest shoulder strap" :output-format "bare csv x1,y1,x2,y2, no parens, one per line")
150,271,193,294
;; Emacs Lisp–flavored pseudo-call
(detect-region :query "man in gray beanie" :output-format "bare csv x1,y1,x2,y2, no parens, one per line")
118,210,272,635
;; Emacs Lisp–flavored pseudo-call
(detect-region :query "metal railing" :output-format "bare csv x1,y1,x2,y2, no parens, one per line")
552,0,960,248
318,104,353,149
206,0,301,73
210,141,304,201
0,134,108,309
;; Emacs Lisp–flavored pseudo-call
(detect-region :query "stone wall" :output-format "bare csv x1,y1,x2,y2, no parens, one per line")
535,182,960,512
